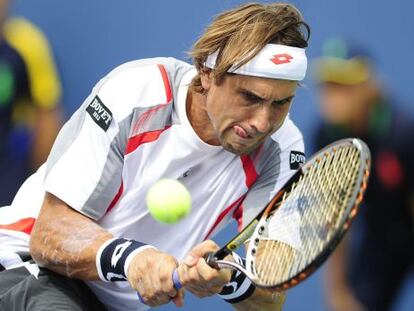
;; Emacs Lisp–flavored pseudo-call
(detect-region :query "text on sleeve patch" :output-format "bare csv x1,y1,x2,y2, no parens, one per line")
290,150,305,169
86,95,113,132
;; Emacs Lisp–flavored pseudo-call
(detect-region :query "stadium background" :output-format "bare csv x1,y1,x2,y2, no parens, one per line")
9,0,414,310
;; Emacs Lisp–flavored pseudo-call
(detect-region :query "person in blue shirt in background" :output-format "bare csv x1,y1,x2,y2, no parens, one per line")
313,37,414,311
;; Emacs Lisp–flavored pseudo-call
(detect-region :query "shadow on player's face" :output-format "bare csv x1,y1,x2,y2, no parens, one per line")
201,71,298,155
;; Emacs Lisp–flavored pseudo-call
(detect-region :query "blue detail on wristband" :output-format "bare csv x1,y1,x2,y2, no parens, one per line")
172,269,183,289
137,268,182,305
137,292,145,304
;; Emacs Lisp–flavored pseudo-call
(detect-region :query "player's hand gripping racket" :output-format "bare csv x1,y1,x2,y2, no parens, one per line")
171,138,371,291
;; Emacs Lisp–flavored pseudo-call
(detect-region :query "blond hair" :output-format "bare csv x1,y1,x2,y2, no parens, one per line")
189,2,310,92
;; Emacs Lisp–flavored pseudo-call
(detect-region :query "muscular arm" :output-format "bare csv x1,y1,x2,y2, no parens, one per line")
30,192,183,307
324,237,364,311
179,240,287,311
232,240,290,311
232,289,286,311
29,192,113,280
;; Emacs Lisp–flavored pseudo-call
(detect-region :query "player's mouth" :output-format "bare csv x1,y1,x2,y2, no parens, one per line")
233,125,252,139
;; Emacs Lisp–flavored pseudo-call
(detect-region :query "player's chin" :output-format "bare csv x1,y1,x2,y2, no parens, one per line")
222,138,260,155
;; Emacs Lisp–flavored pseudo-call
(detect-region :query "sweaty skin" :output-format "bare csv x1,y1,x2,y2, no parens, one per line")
189,71,297,155
30,71,297,309
30,193,184,307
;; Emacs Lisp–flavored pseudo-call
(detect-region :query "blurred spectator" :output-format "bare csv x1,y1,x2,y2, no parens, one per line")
0,0,62,205
313,37,414,311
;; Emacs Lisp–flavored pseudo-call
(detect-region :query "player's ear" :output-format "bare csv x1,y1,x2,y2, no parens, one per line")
200,69,213,92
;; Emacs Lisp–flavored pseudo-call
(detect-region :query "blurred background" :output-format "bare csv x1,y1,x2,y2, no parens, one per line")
3,0,414,310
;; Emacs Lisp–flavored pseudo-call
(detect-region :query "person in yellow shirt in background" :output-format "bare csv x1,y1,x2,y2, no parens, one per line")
0,0,62,205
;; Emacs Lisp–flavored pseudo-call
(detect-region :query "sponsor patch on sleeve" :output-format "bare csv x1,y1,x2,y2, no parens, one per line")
86,96,113,132
290,150,306,169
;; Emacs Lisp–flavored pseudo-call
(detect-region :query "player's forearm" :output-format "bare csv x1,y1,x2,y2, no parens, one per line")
30,192,113,280
232,289,286,311
325,237,349,287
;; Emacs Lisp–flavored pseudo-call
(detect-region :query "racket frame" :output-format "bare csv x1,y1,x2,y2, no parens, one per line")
206,138,371,291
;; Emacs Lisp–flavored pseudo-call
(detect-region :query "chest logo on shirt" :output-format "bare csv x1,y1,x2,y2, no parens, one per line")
86,96,113,132
290,150,305,169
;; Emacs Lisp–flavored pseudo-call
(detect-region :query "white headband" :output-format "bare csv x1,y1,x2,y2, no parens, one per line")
205,44,307,81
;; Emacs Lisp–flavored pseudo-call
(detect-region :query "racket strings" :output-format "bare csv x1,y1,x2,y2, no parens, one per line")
253,145,362,286
256,239,293,285
296,147,360,268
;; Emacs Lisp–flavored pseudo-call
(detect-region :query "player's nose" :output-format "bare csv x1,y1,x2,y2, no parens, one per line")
249,106,272,134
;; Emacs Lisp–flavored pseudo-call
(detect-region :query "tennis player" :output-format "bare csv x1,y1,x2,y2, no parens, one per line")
0,3,310,310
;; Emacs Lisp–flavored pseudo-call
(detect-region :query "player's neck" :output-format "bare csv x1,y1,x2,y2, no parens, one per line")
186,89,220,145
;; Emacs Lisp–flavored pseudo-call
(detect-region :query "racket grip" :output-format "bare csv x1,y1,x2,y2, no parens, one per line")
137,269,182,304
172,269,183,289
204,252,220,269
137,292,145,304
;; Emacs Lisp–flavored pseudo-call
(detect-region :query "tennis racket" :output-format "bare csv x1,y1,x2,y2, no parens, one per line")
172,137,371,291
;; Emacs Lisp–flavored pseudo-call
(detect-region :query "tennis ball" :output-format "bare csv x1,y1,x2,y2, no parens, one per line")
146,179,191,224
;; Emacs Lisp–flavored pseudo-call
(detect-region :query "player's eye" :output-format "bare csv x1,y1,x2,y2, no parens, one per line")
272,98,292,107
242,91,263,104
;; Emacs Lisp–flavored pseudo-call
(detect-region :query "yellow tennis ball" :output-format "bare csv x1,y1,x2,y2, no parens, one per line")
146,179,191,224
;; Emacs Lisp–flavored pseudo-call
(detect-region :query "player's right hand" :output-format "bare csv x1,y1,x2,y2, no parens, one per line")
127,248,184,307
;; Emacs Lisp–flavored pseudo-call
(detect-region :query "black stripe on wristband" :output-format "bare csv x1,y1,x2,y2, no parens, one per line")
98,238,147,282
218,252,256,304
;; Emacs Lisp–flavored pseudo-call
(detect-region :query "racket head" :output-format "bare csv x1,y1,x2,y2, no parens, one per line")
211,163,304,261
244,138,370,290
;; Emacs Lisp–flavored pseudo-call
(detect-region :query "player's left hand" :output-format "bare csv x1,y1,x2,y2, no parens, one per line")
177,240,232,298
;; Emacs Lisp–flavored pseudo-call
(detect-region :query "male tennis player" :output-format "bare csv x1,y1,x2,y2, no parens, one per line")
0,3,310,310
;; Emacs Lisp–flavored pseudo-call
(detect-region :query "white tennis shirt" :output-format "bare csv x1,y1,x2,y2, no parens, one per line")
0,58,305,310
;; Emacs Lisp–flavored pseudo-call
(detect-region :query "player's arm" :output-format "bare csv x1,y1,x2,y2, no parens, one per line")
30,192,183,307
176,240,286,311
30,192,112,280
229,241,291,311
324,236,365,311
231,288,286,311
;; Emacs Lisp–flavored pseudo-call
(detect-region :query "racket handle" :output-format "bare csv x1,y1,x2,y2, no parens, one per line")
137,269,182,304
172,268,183,289
204,252,220,269
137,292,145,304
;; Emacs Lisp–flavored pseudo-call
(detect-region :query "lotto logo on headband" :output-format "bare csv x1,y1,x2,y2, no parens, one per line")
205,44,307,81
270,53,293,65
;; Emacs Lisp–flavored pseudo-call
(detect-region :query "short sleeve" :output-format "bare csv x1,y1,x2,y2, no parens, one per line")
43,60,174,220
43,84,126,219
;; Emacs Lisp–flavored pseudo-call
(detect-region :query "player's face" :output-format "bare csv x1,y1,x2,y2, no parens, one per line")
201,72,297,155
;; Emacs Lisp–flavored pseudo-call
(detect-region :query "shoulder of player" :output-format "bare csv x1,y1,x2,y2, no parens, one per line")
269,116,305,153
93,57,192,118
253,117,304,173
